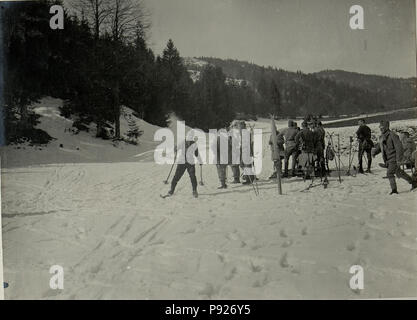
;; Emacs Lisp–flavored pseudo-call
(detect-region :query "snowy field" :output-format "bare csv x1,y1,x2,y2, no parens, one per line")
1,99,417,299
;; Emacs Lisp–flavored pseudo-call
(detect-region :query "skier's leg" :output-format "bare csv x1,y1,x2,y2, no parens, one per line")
170,164,187,194
231,165,240,183
216,165,227,188
387,162,398,193
395,165,413,184
366,148,372,172
269,160,278,179
358,143,364,173
186,164,198,192
290,150,297,176
284,149,290,176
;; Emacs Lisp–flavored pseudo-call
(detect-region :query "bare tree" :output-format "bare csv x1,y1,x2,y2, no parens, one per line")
104,0,150,139
106,0,150,43
70,0,111,40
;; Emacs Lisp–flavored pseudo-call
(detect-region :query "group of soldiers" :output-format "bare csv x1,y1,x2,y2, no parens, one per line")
164,117,417,198
268,116,326,181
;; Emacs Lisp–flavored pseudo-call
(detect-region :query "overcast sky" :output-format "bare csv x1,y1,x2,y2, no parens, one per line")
143,0,416,78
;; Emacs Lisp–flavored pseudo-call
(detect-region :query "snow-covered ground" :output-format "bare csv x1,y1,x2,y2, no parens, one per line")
1,98,417,299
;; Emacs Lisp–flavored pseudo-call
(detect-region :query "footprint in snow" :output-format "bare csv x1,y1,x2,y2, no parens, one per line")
225,267,237,281
346,242,356,251
249,261,263,273
281,239,293,248
280,253,289,268
199,283,220,299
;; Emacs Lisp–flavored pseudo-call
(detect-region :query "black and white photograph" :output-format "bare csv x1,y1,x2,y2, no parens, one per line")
0,0,416,300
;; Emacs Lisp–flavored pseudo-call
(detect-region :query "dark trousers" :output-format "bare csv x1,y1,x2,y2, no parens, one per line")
316,149,326,176
274,159,283,174
216,164,227,185
231,165,240,181
171,163,197,192
284,145,298,174
387,161,413,191
358,142,372,170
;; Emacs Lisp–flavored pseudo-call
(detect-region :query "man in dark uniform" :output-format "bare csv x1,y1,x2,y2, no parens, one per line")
314,121,326,176
356,119,374,173
295,121,318,179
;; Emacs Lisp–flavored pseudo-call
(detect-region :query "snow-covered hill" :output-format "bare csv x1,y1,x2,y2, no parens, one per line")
0,97,168,168
184,57,249,85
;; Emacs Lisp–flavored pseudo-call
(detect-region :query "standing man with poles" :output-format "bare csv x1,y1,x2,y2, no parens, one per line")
161,135,203,199
356,119,374,174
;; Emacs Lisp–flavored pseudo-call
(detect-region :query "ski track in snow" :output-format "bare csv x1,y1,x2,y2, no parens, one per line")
2,122,417,299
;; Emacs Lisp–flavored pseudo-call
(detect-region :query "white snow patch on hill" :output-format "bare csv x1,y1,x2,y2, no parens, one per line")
0,97,170,167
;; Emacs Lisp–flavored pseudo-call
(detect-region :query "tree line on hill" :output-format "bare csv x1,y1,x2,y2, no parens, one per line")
198,57,416,118
2,0,414,146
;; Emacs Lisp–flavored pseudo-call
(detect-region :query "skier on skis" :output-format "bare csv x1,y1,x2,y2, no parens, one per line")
277,120,298,178
371,120,417,194
166,135,203,198
356,119,374,173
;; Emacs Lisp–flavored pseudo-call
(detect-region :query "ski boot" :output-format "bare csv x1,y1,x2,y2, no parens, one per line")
242,177,252,185
217,183,227,189
192,190,198,198
358,167,365,174
389,189,398,195
365,168,372,173
231,178,240,184
269,172,277,180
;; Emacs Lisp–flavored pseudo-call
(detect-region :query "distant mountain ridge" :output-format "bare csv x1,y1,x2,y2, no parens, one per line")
314,69,416,108
186,57,416,117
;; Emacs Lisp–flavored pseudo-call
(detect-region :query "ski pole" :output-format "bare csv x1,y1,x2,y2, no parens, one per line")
276,160,283,195
199,164,204,186
337,134,342,183
247,167,259,196
251,162,260,195
163,151,177,184
346,136,353,175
